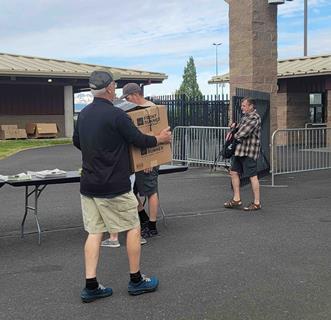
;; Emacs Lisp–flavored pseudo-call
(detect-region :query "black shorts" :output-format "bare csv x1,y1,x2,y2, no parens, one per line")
231,156,258,178
134,166,159,197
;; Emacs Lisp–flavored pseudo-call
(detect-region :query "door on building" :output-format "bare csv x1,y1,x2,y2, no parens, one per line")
309,93,325,123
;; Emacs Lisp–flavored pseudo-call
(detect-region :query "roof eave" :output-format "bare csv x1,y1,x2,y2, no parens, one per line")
277,71,331,79
0,70,168,81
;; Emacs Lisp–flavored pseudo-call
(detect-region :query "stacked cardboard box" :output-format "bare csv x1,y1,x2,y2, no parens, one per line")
0,125,27,140
127,105,172,172
26,123,58,138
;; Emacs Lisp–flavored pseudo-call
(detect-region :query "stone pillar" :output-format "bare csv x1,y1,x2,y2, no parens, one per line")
226,0,278,131
64,86,74,138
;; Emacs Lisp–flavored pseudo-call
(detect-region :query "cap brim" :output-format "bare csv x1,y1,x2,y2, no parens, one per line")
119,94,128,99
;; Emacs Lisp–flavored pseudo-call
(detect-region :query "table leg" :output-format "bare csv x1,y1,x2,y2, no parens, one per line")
20,186,29,239
21,185,46,245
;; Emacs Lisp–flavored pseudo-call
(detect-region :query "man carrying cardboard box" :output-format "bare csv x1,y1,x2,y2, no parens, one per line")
120,83,162,239
73,70,171,302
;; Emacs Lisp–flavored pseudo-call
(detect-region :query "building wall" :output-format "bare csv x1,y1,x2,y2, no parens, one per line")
275,92,310,129
326,78,331,128
327,90,331,126
0,83,66,137
327,89,331,147
286,93,310,128
276,92,288,129
276,76,330,130
0,84,64,115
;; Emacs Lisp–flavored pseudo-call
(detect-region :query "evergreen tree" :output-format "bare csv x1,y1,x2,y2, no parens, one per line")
177,56,203,99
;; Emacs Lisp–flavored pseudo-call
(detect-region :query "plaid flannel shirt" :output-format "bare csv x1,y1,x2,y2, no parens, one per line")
234,109,261,160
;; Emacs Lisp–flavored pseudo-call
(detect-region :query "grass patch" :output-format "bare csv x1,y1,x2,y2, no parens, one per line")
0,138,72,160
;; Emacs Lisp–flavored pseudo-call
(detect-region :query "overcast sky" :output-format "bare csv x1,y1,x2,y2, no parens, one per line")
1,0,330,96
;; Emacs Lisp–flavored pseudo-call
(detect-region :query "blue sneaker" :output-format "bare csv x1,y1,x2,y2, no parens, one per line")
128,275,159,296
81,284,113,303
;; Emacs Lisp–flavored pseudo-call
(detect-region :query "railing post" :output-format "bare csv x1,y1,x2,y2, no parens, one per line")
271,129,278,186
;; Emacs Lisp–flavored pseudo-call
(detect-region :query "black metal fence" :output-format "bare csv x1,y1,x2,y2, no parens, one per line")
150,94,229,128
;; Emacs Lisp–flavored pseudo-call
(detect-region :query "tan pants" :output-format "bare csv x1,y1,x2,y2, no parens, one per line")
80,191,139,234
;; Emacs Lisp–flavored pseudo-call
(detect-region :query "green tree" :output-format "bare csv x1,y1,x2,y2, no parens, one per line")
177,56,203,99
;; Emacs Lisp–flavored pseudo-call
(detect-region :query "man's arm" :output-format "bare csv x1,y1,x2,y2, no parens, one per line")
155,127,172,144
234,116,259,140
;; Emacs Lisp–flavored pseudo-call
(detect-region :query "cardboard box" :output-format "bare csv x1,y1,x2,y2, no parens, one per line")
0,124,27,140
0,128,27,140
16,129,27,139
26,123,58,138
127,105,172,172
0,124,18,131
0,129,16,140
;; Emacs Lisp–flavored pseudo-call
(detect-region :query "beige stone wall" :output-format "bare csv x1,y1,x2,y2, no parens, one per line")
275,92,310,130
286,93,310,128
276,92,288,129
274,92,310,145
228,0,253,97
227,0,278,129
0,115,66,137
227,0,278,93
251,2,278,94
273,92,287,145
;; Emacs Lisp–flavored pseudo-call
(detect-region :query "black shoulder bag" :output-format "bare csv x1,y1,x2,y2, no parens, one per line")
221,126,240,159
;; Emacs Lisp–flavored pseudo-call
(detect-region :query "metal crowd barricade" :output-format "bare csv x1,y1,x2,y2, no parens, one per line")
271,127,331,186
172,126,189,163
172,126,229,166
304,123,327,128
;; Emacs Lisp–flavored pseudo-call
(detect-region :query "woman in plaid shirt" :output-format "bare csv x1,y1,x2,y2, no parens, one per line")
224,97,262,211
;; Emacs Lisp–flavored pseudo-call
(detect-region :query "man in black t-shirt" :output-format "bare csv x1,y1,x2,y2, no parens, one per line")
73,70,171,302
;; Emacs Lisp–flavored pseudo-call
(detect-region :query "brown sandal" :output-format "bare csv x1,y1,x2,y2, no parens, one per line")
224,199,242,208
243,202,261,211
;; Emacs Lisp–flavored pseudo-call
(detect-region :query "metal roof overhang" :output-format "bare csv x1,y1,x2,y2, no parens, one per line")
208,55,331,84
0,53,167,92
277,71,331,79
0,72,167,93
208,71,331,84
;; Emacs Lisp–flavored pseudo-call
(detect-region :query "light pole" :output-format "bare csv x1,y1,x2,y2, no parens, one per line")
304,0,307,56
213,42,222,96
270,0,307,55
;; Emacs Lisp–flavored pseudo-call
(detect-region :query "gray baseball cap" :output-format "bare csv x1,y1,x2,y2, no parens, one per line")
120,83,142,99
89,70,119,90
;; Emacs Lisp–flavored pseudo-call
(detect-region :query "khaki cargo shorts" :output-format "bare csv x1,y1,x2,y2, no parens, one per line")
80,191,139,234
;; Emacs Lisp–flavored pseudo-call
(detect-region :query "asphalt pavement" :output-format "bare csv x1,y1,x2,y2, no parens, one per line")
0,144,330,320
